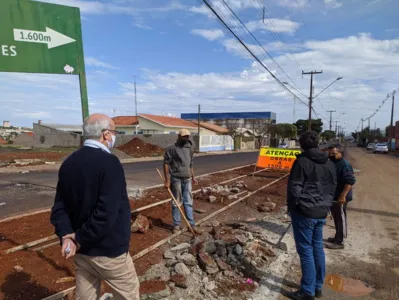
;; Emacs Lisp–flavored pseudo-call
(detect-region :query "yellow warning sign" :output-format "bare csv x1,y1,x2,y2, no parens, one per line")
256,147,301,170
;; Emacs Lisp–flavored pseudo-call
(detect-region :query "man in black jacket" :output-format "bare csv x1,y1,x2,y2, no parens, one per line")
51,113,139,300
287,131,337,300
327,144,356,249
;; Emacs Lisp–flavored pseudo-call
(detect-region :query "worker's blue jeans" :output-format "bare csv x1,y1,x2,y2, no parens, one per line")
291,210,326,297
170,176,195,227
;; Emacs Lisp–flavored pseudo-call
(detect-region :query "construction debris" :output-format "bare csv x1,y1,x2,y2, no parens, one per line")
131,214,150,233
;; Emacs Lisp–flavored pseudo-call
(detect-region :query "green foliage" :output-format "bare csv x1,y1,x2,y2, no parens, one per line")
270,123,297,140
294,119,323,135
321,130,336,141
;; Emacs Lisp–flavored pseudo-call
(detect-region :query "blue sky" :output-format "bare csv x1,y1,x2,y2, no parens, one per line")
0,0,398,133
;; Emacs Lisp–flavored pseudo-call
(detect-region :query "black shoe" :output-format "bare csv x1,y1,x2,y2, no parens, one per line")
326,241,344,249
287,290,315,300
315,289,323,298
327,237,337,243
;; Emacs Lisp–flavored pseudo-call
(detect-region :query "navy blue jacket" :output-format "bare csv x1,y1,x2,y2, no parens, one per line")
287,148,337,219
51,146,131,257
332,158,356,201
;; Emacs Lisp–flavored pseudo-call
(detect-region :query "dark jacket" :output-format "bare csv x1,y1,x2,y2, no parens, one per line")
332,158,356,201
164,140,194,178
287,148,337,219
50,146,131,257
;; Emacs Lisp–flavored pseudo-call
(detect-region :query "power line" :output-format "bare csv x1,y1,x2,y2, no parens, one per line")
201,0,309,107
218,0,305,102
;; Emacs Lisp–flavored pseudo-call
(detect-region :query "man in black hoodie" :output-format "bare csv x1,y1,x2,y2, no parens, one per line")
287,131,337,300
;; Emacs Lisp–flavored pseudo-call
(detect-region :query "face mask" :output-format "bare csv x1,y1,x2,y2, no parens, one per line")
329,155,337,162
107,135,116,149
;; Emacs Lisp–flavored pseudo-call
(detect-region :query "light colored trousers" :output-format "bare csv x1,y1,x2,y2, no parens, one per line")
74,252,140,300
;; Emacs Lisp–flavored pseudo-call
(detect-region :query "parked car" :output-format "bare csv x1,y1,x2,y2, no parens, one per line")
373,142,388,154
366,143,375,150
278,143,288,149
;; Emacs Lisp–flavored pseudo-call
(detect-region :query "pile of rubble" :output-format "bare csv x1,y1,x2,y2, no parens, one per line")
195,181,248,204
140,222,277,300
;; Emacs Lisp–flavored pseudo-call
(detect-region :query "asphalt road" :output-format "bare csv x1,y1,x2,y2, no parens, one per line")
0,152,258,218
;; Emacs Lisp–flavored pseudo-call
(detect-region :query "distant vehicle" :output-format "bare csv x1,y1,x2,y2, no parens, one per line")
373,143,388,154
366,143,375,150
278,143,288,149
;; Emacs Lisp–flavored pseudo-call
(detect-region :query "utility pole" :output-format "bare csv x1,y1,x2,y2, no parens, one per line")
302,70,323,131
293,96,296,124
133,76,138,117
368,118,370,129
335,121,338,134
361,118,364,131
327,110,336,131
197,104,201,152
389,91,396,152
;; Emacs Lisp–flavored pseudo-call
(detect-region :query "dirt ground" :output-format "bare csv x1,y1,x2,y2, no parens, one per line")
0,147,75,163
262,146,399,300
117,138,164,158
0,166,287,300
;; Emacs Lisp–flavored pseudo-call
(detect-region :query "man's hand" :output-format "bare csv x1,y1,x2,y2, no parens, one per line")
164,179,171,189
192,178,198,185
61,238,77,259
338,195,346,204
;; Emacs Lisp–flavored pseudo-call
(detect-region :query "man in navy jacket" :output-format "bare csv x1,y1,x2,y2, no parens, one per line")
51,113,139,300
287,131,337,300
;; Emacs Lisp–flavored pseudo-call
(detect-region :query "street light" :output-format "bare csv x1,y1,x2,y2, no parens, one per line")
313,77,343,100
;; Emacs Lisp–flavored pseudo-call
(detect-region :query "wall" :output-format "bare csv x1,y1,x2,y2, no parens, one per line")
199,135,233,152
32,124,81,148
13,133,34,147
116,134,199,151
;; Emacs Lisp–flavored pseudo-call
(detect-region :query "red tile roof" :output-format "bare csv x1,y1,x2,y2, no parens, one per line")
0,137,8,144
192,121,229,134
22,132,34,137
112,116,139,126
139,114,196,128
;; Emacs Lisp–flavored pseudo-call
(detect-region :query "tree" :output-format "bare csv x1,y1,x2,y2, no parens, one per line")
253,119,270,147
294,119,323,135
225,118,241,140
321,130,336,141
269,123,297,143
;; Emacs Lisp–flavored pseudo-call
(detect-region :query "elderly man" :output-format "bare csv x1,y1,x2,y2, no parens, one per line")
327,144,356,250
287,131,337,300
163,129,203,235
51,113,139,300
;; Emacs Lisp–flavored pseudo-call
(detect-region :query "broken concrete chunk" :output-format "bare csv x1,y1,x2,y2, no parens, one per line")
198,252,219,274
170,243,191,252
165,259,178,267
170,274,188,289
174,262,191,276
208,195,217,203
210,220,220,228
236,234,249,246
179,253,197,267
234,244,243,256
203,240,217,254
13,265,23,272
230,187,240,193
228,195,238,200
163,250,176,260
131,214,150,233
215,258,230,271
206,281,216,291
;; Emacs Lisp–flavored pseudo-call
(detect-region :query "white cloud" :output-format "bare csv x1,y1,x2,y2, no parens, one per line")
133,23,152,30
324,0,343,9
276,0,308,8
191,29,225,41
85,57,118,69
245,19,301,34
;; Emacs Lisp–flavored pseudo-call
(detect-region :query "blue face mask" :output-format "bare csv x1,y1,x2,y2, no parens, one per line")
107,135,116,149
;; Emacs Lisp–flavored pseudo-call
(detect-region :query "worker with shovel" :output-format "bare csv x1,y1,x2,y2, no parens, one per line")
163,129,203,235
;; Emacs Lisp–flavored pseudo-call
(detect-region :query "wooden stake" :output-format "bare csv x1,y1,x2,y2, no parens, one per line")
156,169,195,235
4,234,58,254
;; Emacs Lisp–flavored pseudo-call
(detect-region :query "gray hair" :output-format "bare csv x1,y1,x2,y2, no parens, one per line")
83,117,112,139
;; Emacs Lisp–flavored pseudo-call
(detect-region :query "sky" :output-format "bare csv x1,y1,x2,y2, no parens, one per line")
0,0,398,133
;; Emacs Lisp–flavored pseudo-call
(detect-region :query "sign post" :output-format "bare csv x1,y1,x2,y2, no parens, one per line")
0,0,89,121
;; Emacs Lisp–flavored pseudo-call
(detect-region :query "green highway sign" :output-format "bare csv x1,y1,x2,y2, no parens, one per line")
0,0,89,119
